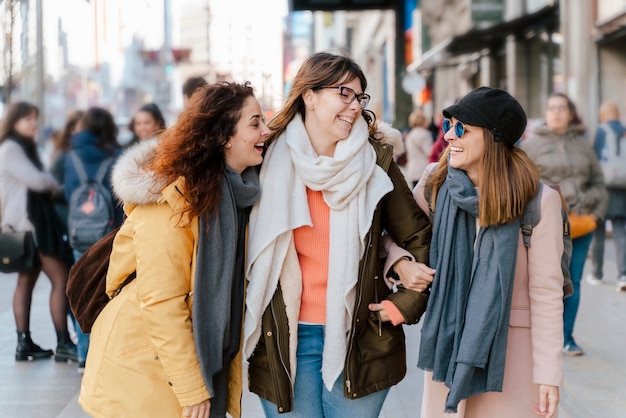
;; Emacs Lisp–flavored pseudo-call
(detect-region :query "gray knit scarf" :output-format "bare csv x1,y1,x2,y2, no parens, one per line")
417,166,519,413
193,165,259,396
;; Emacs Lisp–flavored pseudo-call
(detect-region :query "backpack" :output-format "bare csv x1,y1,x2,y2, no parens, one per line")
66,225,135,333
598,123,626,189
521,182,574,299
67,152,116,252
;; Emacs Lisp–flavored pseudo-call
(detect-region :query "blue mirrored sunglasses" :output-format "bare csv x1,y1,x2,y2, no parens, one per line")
442,119,466,138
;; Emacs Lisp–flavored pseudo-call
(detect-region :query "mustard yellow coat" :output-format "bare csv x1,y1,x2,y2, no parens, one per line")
79,148,242,418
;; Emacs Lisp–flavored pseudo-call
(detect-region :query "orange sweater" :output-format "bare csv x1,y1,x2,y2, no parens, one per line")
293,188,329,324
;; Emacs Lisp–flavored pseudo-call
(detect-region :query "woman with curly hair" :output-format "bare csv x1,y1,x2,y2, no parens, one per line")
78,81,270,418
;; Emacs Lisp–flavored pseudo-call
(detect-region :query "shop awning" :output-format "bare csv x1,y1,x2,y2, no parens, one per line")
447,3,558,54
595,10,626,45
408,3,558,72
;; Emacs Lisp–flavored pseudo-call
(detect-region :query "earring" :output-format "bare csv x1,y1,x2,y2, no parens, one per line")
225,143,232,149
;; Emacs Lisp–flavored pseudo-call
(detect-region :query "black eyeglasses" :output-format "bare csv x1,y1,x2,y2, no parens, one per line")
316,86,370,108
442,119,466,138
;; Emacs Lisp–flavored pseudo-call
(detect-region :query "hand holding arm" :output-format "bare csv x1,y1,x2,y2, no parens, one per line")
533,384,559,418
391,258,435,292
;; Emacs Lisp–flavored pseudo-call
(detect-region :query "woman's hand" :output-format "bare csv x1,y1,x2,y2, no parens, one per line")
183,399,211,418
368,303,391,322
392,259,435,292
533,384,559,418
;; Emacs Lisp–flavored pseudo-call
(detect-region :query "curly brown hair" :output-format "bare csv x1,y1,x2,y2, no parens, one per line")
150,81,255,220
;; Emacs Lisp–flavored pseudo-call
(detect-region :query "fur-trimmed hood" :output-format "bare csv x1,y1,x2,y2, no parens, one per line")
111,138,162,206
375,121,404,159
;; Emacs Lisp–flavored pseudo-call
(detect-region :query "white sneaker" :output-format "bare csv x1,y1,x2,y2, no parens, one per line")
586,274,603,286
617,276,626,292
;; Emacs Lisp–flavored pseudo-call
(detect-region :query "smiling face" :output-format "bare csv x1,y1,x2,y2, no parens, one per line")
444,117,485,186
224,97,271,174
14,110,38,139
133,110,161,140
302,75,365,156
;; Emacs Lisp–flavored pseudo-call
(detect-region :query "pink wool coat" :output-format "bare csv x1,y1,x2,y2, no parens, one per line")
386,172,564,418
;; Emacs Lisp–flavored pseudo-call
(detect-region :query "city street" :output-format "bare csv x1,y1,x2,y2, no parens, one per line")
1,238,625,417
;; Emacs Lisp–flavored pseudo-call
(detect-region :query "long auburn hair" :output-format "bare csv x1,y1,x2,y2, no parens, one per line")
266,51,377,147
149,81,255,220
426,129,540,226
0,102,39,142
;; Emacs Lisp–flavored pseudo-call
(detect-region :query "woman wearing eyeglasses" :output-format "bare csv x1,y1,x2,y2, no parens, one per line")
243,51,433,417
387,87,564,417
522,93,607,357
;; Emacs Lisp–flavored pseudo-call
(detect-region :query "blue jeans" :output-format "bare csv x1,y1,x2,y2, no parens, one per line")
563,232,594,345
260,324,389,418
591,217,626,278
72,249,90,362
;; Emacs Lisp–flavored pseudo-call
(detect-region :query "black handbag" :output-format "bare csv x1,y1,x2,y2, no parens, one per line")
0,227,41,273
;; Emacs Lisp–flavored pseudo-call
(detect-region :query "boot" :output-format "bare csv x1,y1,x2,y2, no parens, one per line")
15,331,54,361
55,331,78,363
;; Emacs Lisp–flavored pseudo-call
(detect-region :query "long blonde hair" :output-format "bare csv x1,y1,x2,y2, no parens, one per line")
426,129,540,226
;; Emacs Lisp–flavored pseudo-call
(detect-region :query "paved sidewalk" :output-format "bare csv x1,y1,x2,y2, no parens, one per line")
1,238,625,417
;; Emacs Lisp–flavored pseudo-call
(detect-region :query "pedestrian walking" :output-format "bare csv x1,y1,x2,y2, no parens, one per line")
588,101,626,291
64,106,122,373
388,87,564,417
0,102,77,363
405,110,434,187
522,93,608,356
243,51,432,418
78,81,269,418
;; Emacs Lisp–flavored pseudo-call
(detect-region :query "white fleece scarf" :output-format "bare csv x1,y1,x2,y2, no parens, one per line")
244,115,393,390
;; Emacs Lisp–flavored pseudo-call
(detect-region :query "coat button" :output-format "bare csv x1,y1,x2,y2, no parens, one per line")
168,381,173,386
266,331,273,337
278,407,284,412
154,356,159,360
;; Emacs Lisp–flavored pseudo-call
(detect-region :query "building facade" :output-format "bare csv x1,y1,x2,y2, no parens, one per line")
411,0,626,130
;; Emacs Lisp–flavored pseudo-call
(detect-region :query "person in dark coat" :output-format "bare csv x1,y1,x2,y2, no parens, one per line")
63,106,123,372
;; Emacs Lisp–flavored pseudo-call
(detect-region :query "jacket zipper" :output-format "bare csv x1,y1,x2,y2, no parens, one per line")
270,297,294,398
344,231,373,396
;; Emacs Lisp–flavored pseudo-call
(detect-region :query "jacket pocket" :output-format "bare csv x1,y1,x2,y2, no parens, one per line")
357,314,405,363
120,341,154,356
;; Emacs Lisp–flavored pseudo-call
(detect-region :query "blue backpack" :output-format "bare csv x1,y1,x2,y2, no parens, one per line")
67,152,116,252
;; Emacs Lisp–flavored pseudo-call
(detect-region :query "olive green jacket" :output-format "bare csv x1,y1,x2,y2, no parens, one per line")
247,139,431,413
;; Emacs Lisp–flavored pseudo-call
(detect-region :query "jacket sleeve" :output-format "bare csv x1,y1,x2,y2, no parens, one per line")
577,140,608,219
4,142,59,193
382,163,435,277
129,203,210,406
527,187,564,386
380,160,431,324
